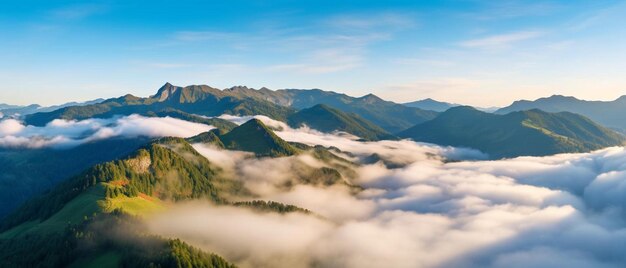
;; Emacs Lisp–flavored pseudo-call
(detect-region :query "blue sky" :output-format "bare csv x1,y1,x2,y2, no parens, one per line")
1,0,625,106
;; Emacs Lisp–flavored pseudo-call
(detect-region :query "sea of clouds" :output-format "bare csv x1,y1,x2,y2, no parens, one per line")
146,115,626,268
5,113,626,267
0,115,213,148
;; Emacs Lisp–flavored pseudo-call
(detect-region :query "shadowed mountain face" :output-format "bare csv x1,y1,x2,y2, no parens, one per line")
25,83,438,133
496,95,626,132
399,106,625,158
287,104,395,141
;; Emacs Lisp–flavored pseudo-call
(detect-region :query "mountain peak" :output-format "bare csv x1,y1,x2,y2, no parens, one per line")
287,103,394,141
220,118,299,157
444,105,480,113
359,93,383,104
154,82,180,101
545,94,579,101
226,85,250,91
310,103,333,110
403,98,459,112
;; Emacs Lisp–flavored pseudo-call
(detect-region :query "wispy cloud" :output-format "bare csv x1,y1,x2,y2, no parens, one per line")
143,62,194,69
159,12,414,75
174,31,240,42
567,2,626,31
266,48,363,74
460,31,545,49
465,1,561,20
324,12,416,31
49,4,108,20
392,58,456,67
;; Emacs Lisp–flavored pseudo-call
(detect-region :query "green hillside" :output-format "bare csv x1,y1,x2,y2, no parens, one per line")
399,106,625,158
188,129,226,148
0,137,246,232
0,137,150,219
0,133,356,267
219,119,300,157
0,137,247,267
0,209,236,268
287,104,395,141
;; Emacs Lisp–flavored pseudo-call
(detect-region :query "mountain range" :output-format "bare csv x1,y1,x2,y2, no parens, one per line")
17,83,626,158
496,94,626,132
4,83,626,267
25,83,438,134
400,106,625,158
0,99,105,118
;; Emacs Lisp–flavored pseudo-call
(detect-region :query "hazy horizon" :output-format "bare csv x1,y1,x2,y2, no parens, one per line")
3,81,626,108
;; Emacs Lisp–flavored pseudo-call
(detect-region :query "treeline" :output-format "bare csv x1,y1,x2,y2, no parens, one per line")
0,211,236,268
233,200,311,214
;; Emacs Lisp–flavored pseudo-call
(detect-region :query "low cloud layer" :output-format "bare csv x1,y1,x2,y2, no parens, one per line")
145,114,626,268
0,115,213,148
223,114,489,163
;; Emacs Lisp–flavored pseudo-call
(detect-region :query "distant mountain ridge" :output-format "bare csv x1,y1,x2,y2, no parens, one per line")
287,104,395,141
151,83,439,133
496,94,626,132
24,83,438,135
0,99,104,118
0,103,23,110
403,98,459,112
269,89,437,133
399,106,625,158
25,83,296,126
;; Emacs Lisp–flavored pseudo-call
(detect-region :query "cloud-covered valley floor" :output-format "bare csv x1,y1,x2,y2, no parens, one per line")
149,115,626,268
3,114,626,267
